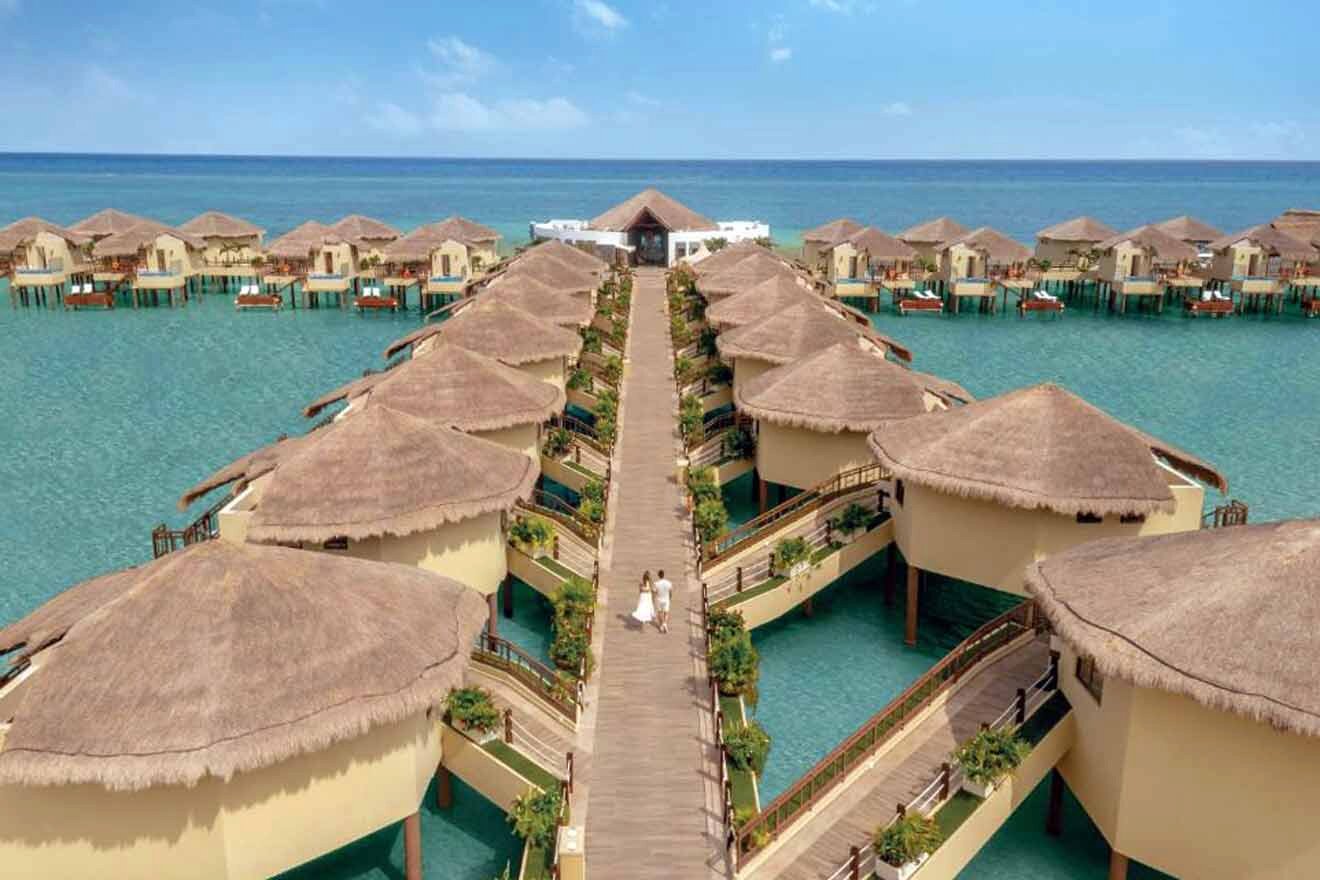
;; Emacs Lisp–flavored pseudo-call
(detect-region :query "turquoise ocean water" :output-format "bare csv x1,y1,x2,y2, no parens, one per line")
4,155,1320,878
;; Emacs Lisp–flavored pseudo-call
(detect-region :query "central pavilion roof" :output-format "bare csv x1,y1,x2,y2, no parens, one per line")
1036,216,1118,243
1026,519,1320,737
1271,209,1320,247
0,217,90,251
178,211,265,239
0,540,486,790
1097,225,1198,261
899,216,969,246
717,300,911,365
1154,215,1224,244
802,218,864,245
867,383,1226,517
588,187,718,232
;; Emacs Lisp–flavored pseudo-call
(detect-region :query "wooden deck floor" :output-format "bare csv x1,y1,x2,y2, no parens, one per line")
746,636,1051,880
584,269,730,879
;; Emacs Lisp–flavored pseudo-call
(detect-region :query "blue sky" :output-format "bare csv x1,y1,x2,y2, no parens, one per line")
1,0,1317,159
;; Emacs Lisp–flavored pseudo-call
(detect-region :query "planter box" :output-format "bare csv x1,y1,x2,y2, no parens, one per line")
875,853,928,880
788,561,810,579
961,777,997,799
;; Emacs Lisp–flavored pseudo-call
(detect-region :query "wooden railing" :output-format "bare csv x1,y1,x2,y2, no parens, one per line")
551,413,610,455
702,463,887,567
518,491,600,548
733,601,1038,864
1204,499,1248,528
150,492,231,558
471,633,579,724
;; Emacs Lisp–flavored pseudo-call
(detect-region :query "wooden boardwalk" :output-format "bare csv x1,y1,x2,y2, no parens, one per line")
585,269,730,879
746,636,1051,880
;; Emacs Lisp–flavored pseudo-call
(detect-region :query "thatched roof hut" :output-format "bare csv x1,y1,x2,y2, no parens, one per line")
802,218,864,246
705,274,816,330
899,216,969,247
265,221,345,260
330,214,400,244
0,540,486,790
92,220,205,259
528,237,609,272
840,226,917,263
178,211,265,239
868,383,1227,517
690,240,772,276
303,342,564,429
1097,225,1198,262
1025,519,1320,737
381,225,449,263
735,339,947,433
401,299,583,365
178,429,325,510
1154,215,1224,246
428,215,500,246
588,187,718,231
68,208,153,241
716,300,909,366
499,251,598,290
1271,209,1320,248
1208,224,1317,262
0,217,90,251
246,405,537,544
476,277,594,327
699,256,806,300
1036,216,1117,244
944,227,1032,265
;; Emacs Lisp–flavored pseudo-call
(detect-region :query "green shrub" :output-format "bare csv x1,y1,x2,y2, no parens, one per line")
508,786,562,849
831,502,872,538
542,427,572,459
706,360,732,385
674,354,696,385
753,236,773,249
595,416,617,448
773,535,811,572
594,389,618,421
567,368,592,391
446,686,501,734
874,811,942,868
707,237,729,252
694,498,729,543
550,625,592,674
611,315,628,339
732,805,757,831
679,395,705,445
709,631,759,700
580,479,605,504
699,326,718,357
722,427,755,461
577,498,605,525
686,466,721,505
510,516,555,552
603,355,623,385
582,327,602,353
553,575,596,621
724,720,771,776
953,726,1030,786
706,607,746,644
670,314,692,346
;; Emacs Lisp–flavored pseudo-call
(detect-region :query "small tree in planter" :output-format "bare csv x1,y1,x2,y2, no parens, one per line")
694,498,729,543
446,687,501,738
595,415,617,448
706,360,733,385
580,479,605,505
679,395,705,447
830,502,872,545
582,327,603,354
686,466,722,506
550,625,593,676
670,314,693,346
953,726,1030,798
543,427,572,459
674,355,696,386
567,367,593,391
707,607,747,644
722,427,755,462
709,630,759,703
772,535,811,579
724,720,772,776
603,355,623,385
508,786,563,850
509,516,555,555
577,497,605,526
874,811,942,880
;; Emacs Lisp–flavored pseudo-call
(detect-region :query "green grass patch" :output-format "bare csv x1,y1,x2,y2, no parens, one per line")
934,789,983,839
535,555,576,582
712,576,787,611
718,694,760,815
563,460,599,478
1020,691,1071,746
483,740,560,793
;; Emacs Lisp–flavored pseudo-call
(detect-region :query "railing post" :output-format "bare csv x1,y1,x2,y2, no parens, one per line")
1048,649,1061,690
566,752,574,794
553,535,560,561
896,803,906,819
1015,688,1027,725
503,708,513,744
767,551,775,578
736,566,743,592
826,519,833,545
849,845,861,880
940,762,951,800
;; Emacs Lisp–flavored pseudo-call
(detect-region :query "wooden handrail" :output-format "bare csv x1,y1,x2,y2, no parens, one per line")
471,633,578,723
518,493,599,547
150,491,232,558
734,600,1036,861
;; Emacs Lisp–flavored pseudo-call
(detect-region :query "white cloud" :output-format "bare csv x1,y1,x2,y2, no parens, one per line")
431,93,588,132
425,36,498,87
365,102,424,136
627,90,660,107
574,0,628,35
880,101,912,116
770,47,793,63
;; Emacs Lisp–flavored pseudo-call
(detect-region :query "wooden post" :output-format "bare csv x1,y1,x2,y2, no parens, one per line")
757,473,768,514
1108,849,1129,880
502,574,514,619
849,845,860,880
905,565,920,647
403,811,422,880
939,762,951,800
804,596,814,618
435,763,453,808
1015,688,1027,725
487,593,498,639
1048,649,1061,689
1045,768,1064,836
504,708,513,744
566,751,575,794
884,545,897,607
553,534,560,561
736,566,743,592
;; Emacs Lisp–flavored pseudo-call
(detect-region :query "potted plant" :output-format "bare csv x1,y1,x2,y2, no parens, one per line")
706,607,746,644
509,515,554,554
706,361,732,386
830,502,871,545
773,535,811,579
686,466,722,506
694,498,729,543
723,720,771,776
722,427,755,462
508,786,562,849
708,631,759,702
567,367,593,392
953,726,1030,798
581,327,603,354
577,497,605,526
446,686,501,740
543,427,572,459
679,395,705,447
603,355,623,385
874,811,942,880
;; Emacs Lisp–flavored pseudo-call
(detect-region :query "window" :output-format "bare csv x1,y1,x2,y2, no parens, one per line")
894,479,905,507
1075,655,1104,703
1075,512,1102,524
441,254,451,276
1119,513,1146,524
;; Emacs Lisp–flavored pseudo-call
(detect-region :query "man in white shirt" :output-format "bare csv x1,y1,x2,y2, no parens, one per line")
653,569,673,634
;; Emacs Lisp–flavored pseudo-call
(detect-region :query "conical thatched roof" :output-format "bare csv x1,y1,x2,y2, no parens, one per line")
529,238,608,271
177,429,325,510
841,226,917,262
1154,215,1224,244
265,221,344,260
699,257,806,300
382,225,449,262
1097,225,1198,261
588,187,718,232
179,210,265,238
1209,224,1316,262
802,218,864,245
690,241,771,276
429,215,500,245
68,208,153,240
716,301,900,367
476,277,594,327
0,217,90,251
247,405,536,543
383,322,445,360
331,214,400,243
944,227,1032,263
501,251,598,290
1271,209,1320,247
304,342,564,429
1025,519,1320,738
899,217,968,245
0,541,486,791
867,384,1227,517
735,339,932,433
92,220,205,259
706,274,816,330
421,299,584,364
1036,216,1117,243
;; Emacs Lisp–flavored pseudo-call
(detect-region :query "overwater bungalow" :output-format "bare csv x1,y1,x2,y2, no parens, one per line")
1094,224,1198,313
735,338,967,508
531,187,769,266
716,300,911,395
385,299,583,391
1207,224,1317,312
1026,519,1320,880
1153,214,1224,254
897,216,968,265
705,274,816,331
265,221,358,307
820,226,917,300
0,540,486,880
304,342,564,460
0,217,94,307
800,218,863,269
177,211,265,287
1271,209,1320,306
937,226,1032,312
1033,216,1117,275
92,220,207,306
867,383,1225,617
330,214,400,261
380,216,503,308
67,208,153,243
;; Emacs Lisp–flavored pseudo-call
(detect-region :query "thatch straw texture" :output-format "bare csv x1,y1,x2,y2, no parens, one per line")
802,218,863,245
0,541,487,790
705,274,816,330
1025,519,1320,737
331,214,401,243
177,430,323,510
945,227,1032,264
476,278,594,327
1271,209,1320,248
179,211,264,238
899,217,968,245
822,300,913,362
589,187,718,231
1097,225,1198,261
383,322,444,360
0,217,90,251
429,215,500,245
247,405,536,543
304,342,564,430
1036,216,1118,243
690,241,772,276
265,221,343,260
868,384,1226,516
1209,224,1317,262
735,339,930,433
699,257,806,301
716,301,892,366
93,221,205,259
528,238,609,271
68,209,153,239
840,226,916,262
427,299,583,366
500,253,598,290
382,226,449,262
1154,215,1224,244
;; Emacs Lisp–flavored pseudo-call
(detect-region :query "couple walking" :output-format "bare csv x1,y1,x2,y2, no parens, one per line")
631,569,673,633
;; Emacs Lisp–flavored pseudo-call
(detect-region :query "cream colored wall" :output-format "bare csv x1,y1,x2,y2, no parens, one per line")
1057,644,1133,844
1035,239,1093,267
892,469,1204,596
517,356,566,393
148,235,204,275
440,724,541,812
20,231,89,272
1213,241,1265,280
731,357,774,398
200,235,262,266
347,510,508,596
803,240,829,269
475,422,542,462
430,240,470,279
829,242,861,281
755,422,873,490
940,243,982,280
471,243,499,275
0,714,439,880
315,242,357,275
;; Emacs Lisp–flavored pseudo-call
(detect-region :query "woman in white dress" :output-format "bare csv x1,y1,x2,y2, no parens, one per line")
632,570,656,626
